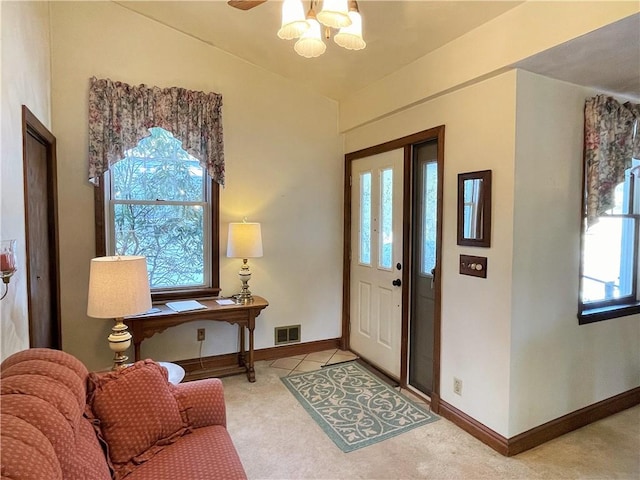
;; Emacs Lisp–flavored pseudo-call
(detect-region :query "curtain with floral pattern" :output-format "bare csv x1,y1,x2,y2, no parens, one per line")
88,77,225,186
584,95,639,226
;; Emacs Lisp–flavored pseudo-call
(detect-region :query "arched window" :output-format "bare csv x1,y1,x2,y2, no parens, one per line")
97,127,219,299
89,78,224,300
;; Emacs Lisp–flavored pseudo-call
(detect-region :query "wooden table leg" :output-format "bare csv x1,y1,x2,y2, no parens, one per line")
247,315,256,382
134,340,141,362
238,324,246,367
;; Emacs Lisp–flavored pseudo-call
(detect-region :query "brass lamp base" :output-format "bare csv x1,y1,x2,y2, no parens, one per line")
234,258,254,304
233,292,254,304
108,317,132,370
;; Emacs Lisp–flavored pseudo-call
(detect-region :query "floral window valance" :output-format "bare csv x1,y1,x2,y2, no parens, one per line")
88,77,225,186
584,94,639,226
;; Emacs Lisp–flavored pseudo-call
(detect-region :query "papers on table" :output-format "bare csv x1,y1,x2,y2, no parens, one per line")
215,299,236,305
166,300,207,312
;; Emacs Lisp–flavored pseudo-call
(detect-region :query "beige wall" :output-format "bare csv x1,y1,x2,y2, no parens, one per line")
510,70,640,436
49,1,343,371
0,1,51,361
345,71,518,436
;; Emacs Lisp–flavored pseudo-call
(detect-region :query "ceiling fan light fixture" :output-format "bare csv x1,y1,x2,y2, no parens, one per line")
316,0,351,29
277,0,309,40
334,10,365,50
294,17,326,58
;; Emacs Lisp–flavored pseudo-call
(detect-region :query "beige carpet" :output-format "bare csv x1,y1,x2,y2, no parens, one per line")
222,360,640,480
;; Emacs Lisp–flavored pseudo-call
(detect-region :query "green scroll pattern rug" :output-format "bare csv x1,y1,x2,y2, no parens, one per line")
281,361,439,452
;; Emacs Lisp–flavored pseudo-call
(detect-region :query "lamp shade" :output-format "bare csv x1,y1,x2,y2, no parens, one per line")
87,256,151,318
227,223,263,259
334,10,366,50
277,0,309,40
317,0,351,28
295,18,327,58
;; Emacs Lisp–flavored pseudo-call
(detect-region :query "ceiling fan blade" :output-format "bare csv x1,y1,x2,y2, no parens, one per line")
227,0,267,10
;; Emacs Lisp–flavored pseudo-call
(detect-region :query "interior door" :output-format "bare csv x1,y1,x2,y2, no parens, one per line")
409,141,438,395
23,106,61,349
349,149,403,378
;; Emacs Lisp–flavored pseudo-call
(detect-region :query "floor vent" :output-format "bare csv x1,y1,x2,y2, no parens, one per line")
275,325,301,345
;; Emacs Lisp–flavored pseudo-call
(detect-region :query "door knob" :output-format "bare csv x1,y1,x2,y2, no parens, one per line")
392,279,402,287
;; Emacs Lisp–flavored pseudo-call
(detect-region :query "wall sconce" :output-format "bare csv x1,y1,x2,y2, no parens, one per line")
0,240,17,301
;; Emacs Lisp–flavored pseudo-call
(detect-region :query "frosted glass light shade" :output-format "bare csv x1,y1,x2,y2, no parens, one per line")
277,0,309,40
334,10,366,50
294,18,326,58
317,0,351,28
87,256,151,318
227,223,263,258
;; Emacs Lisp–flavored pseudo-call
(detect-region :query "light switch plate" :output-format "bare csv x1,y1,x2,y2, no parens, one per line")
460,254,487,278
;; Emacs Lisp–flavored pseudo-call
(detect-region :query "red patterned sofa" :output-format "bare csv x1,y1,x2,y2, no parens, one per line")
0,348,247,480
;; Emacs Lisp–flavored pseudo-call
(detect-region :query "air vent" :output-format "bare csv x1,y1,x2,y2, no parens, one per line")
275,325,301,345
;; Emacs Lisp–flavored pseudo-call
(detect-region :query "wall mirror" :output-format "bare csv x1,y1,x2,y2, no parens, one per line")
457,169,492,247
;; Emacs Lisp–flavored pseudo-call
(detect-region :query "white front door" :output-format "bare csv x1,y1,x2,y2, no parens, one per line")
350,149,404,378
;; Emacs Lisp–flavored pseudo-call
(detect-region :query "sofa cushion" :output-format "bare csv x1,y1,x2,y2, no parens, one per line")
1,348,111,480
0,413,62,480
125,425,247,480
87,360,189,479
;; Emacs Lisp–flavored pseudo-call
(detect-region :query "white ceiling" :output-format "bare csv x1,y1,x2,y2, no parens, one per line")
116,0,523,100
514,13,640,101
116,1,639,101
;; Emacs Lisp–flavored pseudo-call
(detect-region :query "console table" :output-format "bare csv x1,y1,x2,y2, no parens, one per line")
124,296,268,382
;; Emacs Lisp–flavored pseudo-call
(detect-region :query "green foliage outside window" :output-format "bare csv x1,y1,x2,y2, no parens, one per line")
110,128,208,290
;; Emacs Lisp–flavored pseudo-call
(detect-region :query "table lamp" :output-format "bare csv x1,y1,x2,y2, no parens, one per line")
227,221,263,304
87,255,151,370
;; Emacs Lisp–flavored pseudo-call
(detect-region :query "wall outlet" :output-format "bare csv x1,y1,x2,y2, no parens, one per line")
197,328,205,342
453,377,463,396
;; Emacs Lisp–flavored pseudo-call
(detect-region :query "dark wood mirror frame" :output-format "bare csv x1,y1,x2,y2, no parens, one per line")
457,169,492,247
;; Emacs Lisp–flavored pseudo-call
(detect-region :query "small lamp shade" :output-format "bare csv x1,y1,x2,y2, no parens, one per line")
277,0,309,40
334,10,366,50
295,17,327,58
87,256,151,319
317,0,351,29
227,223,263,259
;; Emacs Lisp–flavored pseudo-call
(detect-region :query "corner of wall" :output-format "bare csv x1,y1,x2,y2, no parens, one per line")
0,1,53,361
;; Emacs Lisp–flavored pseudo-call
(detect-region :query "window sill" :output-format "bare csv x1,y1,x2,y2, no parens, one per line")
152,287,221,303
578,302,640,324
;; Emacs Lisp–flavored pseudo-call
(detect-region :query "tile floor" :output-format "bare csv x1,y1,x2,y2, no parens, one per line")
267,348,359,376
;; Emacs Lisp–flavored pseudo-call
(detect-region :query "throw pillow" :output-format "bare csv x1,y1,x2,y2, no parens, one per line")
87,360,188,479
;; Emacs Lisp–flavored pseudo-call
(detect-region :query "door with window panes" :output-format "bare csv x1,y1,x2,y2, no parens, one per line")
350,150,403,378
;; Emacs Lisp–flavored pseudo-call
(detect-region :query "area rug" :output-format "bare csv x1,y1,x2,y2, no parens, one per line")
281,361,439,452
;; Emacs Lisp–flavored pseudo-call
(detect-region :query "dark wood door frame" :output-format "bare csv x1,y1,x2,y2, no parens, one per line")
342,125,445,412
22,105,61,349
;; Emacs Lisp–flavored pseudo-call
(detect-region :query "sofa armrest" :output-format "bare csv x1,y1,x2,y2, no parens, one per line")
172,378,227,429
